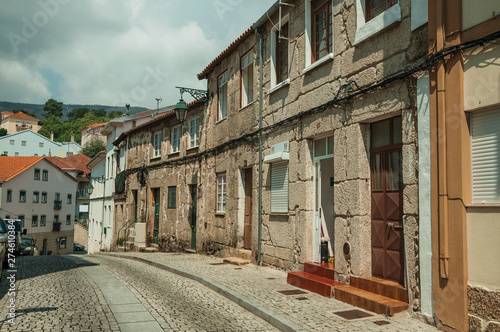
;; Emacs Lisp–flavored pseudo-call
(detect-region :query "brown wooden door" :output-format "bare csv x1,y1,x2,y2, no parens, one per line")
370,117,404,284
244,169,252,249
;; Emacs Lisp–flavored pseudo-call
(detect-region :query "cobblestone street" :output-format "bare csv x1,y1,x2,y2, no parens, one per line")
0,252,439,331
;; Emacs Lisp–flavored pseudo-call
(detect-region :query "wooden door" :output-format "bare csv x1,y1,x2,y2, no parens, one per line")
244,169,252,249
370,117,404,284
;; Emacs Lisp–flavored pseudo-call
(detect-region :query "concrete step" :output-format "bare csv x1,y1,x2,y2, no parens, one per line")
334,286,409,316
287,271,347,298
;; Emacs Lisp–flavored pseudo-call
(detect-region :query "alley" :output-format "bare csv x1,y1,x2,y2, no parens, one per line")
0,254,278,332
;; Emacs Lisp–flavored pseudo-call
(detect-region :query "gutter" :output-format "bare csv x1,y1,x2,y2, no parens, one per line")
255,28,264,265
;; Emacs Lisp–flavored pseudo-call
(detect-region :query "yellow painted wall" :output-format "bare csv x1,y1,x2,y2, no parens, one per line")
462,0,500,31
464,44,500,111
467,207,500,290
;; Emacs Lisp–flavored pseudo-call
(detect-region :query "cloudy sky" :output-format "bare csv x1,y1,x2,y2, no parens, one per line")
0,0,275,109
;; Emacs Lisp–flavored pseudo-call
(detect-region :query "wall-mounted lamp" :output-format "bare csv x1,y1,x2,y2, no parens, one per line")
86,183,94,195
173,86,209,124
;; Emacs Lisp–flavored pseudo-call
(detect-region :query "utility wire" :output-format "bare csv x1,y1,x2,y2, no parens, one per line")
124,30,500,177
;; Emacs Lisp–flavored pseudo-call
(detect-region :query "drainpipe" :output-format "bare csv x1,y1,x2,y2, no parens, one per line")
255,28,264,265
436,0,449,280
100,176,106,250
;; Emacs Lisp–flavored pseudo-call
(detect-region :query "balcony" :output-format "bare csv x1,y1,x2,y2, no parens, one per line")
77,189,90,199
53,222,61,232
54,200,62,210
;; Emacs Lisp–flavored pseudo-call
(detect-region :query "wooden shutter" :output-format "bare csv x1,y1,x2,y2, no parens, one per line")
471,108,500,203
271,161,289,213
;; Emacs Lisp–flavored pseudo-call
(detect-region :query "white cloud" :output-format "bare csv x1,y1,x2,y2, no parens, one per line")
0,59,51,102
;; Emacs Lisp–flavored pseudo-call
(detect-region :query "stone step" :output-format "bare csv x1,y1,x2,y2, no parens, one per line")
304,261,335,281
287,271,348,298
334,286,409,316
349,276,409,303
223,257,250,266
235,249,253,261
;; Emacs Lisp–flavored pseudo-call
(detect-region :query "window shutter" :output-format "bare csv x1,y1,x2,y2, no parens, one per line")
471,108,500,203
271,161,289,213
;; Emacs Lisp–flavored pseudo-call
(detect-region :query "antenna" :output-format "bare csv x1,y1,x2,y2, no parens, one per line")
125,104,130,116
155,97,162,110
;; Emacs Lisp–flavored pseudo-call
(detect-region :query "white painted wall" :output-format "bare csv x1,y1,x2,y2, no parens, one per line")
462,0,500,31
88,157,106,254
0,159,77,234
0,130,81,157
417,73,433,318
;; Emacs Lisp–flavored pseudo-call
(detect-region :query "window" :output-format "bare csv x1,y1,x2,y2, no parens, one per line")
33,191,39,203
55,193,60,201
311,0,333,61
3,151,7,156
39,142,44,148
471,108,500,204
366,0,396,21
40,215,46,226
189,118,200,148
240,51,254,107
218,71,228,120
217,173,227,213
19,190,26,203
271,162,289,213
153,131,162,158
6,190,12,202
167,186,176,209
34,168,40,180
10,140,14,145
41,192,47,203
67,194,72,204
32,215,38,227
15,152,19,156
276,23,289,84
54,215,59,223
42,170,48,181
19,215,24,228
59,237,66,249
354,0,401,44
66,215,71,225
314,135,334,158
21,141,26,146
171,126,180,153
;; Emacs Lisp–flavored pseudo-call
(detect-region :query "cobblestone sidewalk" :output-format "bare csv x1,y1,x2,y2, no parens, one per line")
99,252,438,332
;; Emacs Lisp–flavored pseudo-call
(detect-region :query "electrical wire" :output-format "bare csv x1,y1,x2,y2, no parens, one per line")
123,31,500,177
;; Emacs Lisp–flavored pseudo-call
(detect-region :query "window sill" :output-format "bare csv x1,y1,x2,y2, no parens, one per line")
187,146,199,152
150,156,161,162
215,212,226,217
302,53,334,75
354,3,401,46
168,151,180,157
269,212,289,216
467,203,500,208
238,100,257,112
268,79,290,95
216,117,227,125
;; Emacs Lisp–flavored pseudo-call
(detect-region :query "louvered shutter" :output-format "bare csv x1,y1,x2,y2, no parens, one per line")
271,161,289,213
471,108,500,204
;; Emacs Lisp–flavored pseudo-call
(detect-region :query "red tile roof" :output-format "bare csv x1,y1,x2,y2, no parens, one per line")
2,111,38,122
46,153,91,175
82,122,108,131
197,27,254,80
0,156,43,182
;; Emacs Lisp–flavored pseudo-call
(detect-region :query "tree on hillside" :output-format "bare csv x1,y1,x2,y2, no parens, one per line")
0,128,7,137
42,99,63,118
38,127,50,139
40,116,63,141
91,109,107,117
108,110,123,119
81,139,105,158
67,107,90,121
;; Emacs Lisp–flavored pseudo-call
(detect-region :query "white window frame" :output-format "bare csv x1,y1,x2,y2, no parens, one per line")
9,140,14,145
217,173,227,213
153,131,162,158
171,125,181,153
189,117,200,148
471,108,500,204
354,0,401,45
269,14,291,94
304,0,334,74
270,161,289,213
218,72,228,121
240,51,254,108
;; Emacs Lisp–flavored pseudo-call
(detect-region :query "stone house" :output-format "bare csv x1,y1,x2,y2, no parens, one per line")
112,100,206,251
184,0,434,320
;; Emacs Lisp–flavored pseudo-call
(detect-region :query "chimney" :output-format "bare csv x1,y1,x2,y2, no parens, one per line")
125,104,130,116
50,132,54,141
70,133,74,143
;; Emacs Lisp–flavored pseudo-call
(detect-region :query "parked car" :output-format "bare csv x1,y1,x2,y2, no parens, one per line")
20,237,35,256
73,243,85,251
4,219,26,255
0,219,8,279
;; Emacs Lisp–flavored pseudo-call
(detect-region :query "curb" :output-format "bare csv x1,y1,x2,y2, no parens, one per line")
98,253,308,332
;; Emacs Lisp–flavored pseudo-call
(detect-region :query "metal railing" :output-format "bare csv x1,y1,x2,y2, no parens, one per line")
54,200,62,210
53,222,61,232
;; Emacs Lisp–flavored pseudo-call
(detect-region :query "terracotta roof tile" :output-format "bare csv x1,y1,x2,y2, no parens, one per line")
197,27,254,80
82,122,108,131
0,156,44,182
3,111,39,122
46,154,91,175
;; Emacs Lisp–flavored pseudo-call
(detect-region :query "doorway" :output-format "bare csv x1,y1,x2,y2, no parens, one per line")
189,184,197,250
152,188,160,245
313,136,334,263
243,169,253,250
370,116,404,284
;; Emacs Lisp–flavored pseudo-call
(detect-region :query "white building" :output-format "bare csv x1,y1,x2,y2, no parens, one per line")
0,156,77,254
0,130,81,157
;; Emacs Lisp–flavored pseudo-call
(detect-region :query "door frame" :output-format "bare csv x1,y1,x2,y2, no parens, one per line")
243,168,253,250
